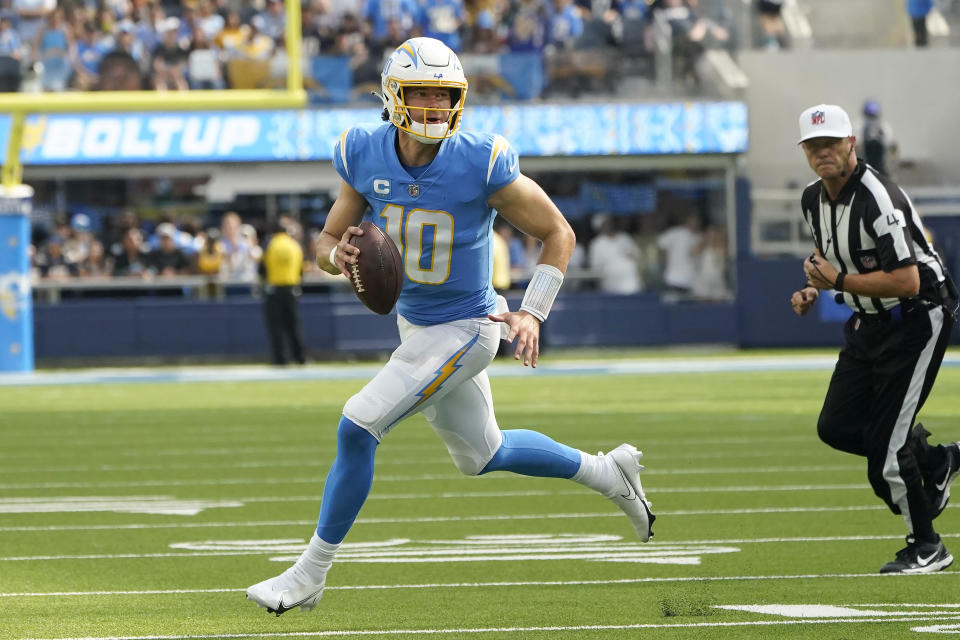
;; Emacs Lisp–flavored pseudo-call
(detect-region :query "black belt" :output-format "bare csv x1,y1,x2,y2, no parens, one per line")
857,305,904,325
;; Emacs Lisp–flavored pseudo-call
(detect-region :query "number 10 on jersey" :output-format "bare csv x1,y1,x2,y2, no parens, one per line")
380,205,454,285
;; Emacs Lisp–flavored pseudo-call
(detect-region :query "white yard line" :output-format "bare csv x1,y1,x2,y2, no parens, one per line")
0,524,946,562
0,505,890,536
2,573,959,599
12,615,960,640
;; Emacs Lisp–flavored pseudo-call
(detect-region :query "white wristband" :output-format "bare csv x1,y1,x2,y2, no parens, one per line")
520,263,564,322
328,245,338,268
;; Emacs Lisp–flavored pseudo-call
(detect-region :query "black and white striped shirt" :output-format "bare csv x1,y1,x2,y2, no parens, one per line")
800,160,949,314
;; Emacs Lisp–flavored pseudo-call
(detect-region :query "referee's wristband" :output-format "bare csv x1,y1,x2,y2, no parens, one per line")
834,272,845,292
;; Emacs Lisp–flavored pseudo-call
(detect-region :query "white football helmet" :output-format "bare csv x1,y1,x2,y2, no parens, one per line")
380,37,468,144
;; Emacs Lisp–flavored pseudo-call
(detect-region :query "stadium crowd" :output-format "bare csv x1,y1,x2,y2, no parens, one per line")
29,204,733,304
0,0,748,95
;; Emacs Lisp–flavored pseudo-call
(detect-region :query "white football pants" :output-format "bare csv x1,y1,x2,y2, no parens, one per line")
342,310,505,475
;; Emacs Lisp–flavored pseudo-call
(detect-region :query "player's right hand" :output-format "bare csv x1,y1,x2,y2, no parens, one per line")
328,226,362,277
790,286,819,316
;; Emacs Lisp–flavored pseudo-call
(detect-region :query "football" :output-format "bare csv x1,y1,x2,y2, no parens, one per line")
347,221,404,315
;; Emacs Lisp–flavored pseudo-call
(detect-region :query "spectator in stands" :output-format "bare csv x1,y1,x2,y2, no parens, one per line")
104,209,140,252
113,21,148,74
468,9,502,54
588,213,643,294
656,212,701,296
419,0,466,51
33,7,73,91
220,211,259,281
95,50,143,89
303,227,323,273
112,226,150,277
78,238,109,278
216,9,246,55
148,222,190,276
547,0,584,50
35,236,78,279
372,16,411,59
72,20,105,90
857,98,898,178
241,223,263,265
505,0,548,53
195,227,225,277
652,0,728,84
151,17,188,90
616,0,649,21
63,213,93,267
187,25,224,89
137,4,167,54
690,224,731,301
756,0,785,50
196,0,225,42
334,11,365,53
13,0,55,57
177,5,199,45
345,36,381,96
0,12,24,92
907,0,933,47
237,15,275,62
254,0,283,42
363,0,421,43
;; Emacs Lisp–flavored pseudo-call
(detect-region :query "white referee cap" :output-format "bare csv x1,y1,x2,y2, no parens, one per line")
797,104,853,144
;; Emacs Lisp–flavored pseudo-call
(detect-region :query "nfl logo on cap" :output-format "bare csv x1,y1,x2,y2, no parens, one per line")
797,104,853,144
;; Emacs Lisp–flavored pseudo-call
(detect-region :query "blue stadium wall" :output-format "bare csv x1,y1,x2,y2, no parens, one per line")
34,180,960,361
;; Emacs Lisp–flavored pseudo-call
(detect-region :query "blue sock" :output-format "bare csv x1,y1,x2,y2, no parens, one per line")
315,416,378,544
479,429,581,478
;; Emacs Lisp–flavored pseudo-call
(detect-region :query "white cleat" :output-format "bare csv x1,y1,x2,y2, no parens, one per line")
602,443,655,542
246,564,325,616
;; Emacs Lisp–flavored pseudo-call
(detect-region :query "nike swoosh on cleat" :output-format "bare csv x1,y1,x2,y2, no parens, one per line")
616,465,637,501
273,591,321,616
936,468,954,492
917,551,939,566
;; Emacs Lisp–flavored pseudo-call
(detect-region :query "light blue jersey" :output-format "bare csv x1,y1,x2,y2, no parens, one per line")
333,123,520,325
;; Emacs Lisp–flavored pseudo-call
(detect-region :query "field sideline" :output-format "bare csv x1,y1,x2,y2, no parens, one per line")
3,351,960,639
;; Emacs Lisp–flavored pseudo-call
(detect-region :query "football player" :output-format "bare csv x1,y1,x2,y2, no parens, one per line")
246,37,655,616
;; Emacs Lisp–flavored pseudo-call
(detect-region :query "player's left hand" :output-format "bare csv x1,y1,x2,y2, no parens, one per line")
803,248,839,290
488,310,541,367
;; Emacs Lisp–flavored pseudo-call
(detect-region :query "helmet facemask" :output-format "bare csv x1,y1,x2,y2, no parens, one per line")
380,38,468,145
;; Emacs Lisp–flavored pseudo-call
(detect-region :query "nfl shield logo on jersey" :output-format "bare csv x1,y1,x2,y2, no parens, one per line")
408,184,420,198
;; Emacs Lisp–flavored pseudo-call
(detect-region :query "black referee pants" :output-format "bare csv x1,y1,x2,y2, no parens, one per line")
264,286,306,365
817,302,954,538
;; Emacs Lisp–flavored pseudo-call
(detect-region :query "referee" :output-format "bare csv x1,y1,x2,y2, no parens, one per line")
790,103,960,573
261,220,307,365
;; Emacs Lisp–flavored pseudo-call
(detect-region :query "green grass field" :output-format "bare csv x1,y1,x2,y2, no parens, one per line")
3,356,960,639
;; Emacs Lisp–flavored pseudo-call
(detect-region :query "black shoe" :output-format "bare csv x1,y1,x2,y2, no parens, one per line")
929,442,960,519
879,535,953,574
